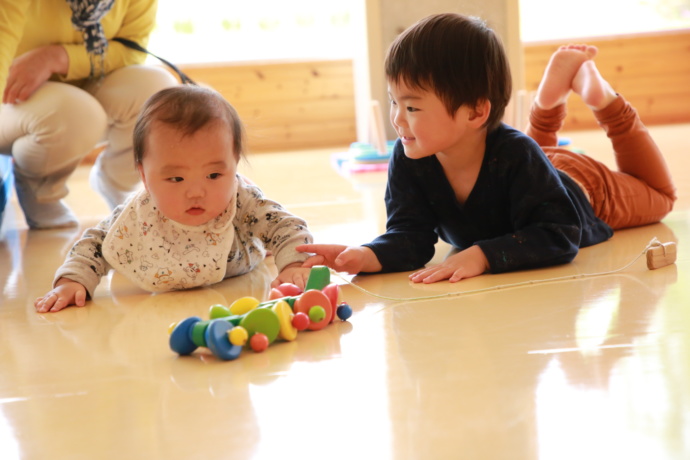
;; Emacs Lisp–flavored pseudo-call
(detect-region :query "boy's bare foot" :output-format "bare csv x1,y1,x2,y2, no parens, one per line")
572,60,618,111
535,44,598,110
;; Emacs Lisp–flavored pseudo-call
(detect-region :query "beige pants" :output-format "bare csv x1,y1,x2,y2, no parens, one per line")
0,65,177,204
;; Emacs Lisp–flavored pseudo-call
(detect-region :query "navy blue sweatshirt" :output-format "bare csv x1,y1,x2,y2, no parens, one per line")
363,124,613,273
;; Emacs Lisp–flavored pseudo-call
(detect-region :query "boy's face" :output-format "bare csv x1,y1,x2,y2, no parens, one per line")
137,120,238,226
388,79,476,159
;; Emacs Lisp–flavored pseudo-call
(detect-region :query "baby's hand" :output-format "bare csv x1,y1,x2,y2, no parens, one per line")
34,278,88,313
272,263,311,290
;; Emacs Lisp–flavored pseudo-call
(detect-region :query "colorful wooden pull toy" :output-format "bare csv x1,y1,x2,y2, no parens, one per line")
168,266,353,361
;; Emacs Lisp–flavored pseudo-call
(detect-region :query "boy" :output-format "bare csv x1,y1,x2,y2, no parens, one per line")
297,13,675,284
35,86,313,312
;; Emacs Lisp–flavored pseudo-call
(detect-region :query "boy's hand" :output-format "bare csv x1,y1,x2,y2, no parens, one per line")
296,244,382,275
272,263,311,290
34,278,88,313
409,245,489,284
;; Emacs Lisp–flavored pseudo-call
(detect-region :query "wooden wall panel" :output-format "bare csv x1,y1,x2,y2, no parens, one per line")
524,30,690,130
163,30,690,153
179,60,357,152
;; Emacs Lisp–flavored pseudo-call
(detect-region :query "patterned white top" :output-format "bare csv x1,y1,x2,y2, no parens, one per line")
54,175,313,297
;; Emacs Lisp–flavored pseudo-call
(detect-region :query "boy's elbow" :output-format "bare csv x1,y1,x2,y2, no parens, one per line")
558,247,579,264
552,236,580,265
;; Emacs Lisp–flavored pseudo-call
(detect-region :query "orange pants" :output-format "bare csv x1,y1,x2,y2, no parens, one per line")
526,96,676,229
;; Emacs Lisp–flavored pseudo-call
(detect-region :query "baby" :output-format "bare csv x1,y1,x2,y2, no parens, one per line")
35,86,313,312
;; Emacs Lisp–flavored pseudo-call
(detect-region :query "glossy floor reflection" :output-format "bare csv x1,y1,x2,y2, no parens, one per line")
1,124,688,460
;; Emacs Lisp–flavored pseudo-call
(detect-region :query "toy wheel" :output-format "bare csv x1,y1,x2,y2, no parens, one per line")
239,308,281,344
205,319,243,361
229,296,260,315
321,283,340,323
273,299,298,341
293,290,332,331
169,316,202,355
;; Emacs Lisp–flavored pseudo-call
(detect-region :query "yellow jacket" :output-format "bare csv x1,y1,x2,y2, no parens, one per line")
0,0,158,97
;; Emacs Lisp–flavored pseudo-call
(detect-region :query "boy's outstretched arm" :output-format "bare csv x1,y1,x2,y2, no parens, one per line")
409,245,489,284
296,244,383,275
34,278,88,313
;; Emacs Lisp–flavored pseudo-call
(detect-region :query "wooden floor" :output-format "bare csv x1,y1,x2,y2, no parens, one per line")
1,123,688,460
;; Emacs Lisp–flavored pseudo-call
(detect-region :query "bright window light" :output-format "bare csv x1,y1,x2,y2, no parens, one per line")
148,0,356,64
520,0,690,42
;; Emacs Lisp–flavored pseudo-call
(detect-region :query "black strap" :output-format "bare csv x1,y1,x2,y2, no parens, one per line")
112,37,196,85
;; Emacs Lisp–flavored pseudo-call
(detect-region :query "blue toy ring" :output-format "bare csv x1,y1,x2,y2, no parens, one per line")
205,319,243,361
169,316,202,355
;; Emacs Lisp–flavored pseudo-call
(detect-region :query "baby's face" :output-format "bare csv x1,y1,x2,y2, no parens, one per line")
138,121,238,226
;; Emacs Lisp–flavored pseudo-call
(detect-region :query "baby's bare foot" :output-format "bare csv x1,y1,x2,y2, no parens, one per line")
572,60,618,111
535,44,598,110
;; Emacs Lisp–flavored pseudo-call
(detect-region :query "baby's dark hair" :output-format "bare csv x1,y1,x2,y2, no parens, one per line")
385,13,512,131
133,85,245,165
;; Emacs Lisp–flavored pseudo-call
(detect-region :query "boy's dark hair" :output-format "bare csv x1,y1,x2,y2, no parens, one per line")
385,13,512,131
133,86,245,165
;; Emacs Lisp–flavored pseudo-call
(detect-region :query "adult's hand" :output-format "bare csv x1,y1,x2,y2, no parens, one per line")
3,45,68,104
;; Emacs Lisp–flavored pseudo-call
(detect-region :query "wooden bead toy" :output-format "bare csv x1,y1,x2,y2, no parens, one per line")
168,266,352,361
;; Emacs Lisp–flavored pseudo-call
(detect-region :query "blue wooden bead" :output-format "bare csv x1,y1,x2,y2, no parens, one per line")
336,303,352,321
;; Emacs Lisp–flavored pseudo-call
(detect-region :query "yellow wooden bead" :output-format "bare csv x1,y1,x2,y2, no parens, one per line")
228,326,249,346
